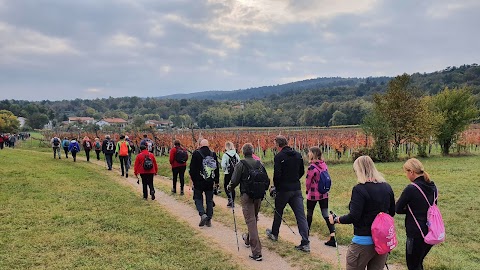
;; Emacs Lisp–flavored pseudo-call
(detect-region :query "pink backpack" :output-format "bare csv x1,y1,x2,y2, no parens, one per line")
371,212,398,254
408,183,445,245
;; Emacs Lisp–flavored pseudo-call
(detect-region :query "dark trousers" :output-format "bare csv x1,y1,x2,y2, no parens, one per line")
119,156,129,175
95,150,101,160
105,154,113,169
53,147,61,159
193,188,214,219
272,190,309,245
141,174,155,199
224,173,235,202
71,151,77,162
0,142,4,149
63,147,69,158
241,194,262,256
172,166,186,191
84,149,90,161
306,199,335,233
406,237,433,270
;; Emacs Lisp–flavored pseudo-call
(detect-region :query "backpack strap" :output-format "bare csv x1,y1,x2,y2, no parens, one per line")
407,183,438,239
411,183,437,207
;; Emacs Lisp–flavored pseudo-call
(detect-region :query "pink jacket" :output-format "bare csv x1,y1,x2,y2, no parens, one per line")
305,160,329,201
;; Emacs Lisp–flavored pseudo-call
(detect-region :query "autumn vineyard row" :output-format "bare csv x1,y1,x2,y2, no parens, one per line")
39,125,480,160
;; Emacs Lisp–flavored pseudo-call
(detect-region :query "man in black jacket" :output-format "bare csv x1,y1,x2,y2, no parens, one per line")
102,135,116,170
266,135,310,252
189,139,220,227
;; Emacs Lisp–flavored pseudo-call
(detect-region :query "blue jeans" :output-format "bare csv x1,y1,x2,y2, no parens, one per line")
193,188,214,219
272,190,309,245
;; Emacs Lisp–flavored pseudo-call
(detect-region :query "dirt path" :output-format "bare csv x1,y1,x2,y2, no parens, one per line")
86,158,297,270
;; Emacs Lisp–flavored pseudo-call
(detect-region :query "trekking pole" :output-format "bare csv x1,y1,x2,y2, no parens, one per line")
232,202,240,252
264,197,296,235
330,211,341,270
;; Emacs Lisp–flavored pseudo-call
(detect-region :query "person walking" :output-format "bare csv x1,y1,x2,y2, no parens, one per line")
140,134,154,154
328,155,396,270
62,137,70,158
227,143,270,261
102,135,115,170
0,134,4,150
189,139,220,227
396,158,438,270
82,136,92,162
125,135,135,168
169,139,188,195
221,141,240,207
115,135,131,178
9,134,17,148
94,137,102,161
134,145,158,200
51,136,62,159
68,138,81,162
266,135,310,252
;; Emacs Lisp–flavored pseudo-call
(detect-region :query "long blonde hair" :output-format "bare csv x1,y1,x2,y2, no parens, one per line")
225,141,235,151
353,155,386,184
403,158,431,182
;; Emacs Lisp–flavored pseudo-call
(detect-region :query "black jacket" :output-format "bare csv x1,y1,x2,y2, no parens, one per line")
339,182,395,236
189,146,220,191
230,155,269,195
273,146,304,192
395,176,437,238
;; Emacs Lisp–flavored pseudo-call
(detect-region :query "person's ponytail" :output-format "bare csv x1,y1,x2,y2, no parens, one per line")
423,171,431,183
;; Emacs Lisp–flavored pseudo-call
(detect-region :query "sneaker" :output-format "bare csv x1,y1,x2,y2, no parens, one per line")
324,236,337,247
206,218,212,227
126,173,128,178
295,243,310,253
242,233,250,247
151,191,155,200
171,188,176,194
180,190,184,196
249,254,263,261
212,201,216,207
227,200,233,208
266,229,278,241
199,214,208,227
121,174,124,177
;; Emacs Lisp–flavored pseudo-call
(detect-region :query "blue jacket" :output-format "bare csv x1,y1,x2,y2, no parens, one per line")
62,139,70,148
68,140,81,153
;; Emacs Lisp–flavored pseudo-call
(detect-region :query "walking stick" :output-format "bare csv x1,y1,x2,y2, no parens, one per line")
330,211,341,270
232,202,240,252
264,197,296,235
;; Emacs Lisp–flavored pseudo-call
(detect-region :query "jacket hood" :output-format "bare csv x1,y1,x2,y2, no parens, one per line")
225,149,237,156
414,176,436,193
282,146,297,156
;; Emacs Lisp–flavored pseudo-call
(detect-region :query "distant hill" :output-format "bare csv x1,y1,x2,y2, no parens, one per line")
159,77,389,100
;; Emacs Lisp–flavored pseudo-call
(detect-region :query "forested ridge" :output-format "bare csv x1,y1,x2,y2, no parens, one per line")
2,64,480,129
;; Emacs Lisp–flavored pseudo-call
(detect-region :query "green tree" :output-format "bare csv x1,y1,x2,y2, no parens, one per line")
362,110,393,161
0,110,20,133
27,112,49,129
329,110,348,126
433,87,478,155
411,96,442,157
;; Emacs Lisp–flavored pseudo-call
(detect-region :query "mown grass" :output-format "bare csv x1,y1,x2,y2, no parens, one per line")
0,149,243,270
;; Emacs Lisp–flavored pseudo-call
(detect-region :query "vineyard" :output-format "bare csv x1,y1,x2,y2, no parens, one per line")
38,125,480,162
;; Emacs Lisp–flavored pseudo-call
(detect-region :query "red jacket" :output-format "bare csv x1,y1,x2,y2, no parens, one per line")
169,146,188,168
134,150,158,175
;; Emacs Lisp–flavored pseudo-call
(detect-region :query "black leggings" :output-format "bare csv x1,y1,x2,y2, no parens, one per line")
172,166,186,191
406,237,433,270
224,173,235,201
306,199,335,234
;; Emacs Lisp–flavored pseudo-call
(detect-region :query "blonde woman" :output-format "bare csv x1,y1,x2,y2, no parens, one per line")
221,141,240,207
329,155,395,270
395,158,438,270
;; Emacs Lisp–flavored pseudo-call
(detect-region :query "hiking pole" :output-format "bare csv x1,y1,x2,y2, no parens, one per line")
330,211,341,270
232,202,240,252
264,197,296,235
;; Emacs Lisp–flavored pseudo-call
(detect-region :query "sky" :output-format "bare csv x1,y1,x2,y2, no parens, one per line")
1,0,479,101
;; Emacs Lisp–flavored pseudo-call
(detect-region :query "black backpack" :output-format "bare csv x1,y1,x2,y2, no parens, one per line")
225,153,238,174
53,138,60,146
241,160,270,199
143,154,154,170
106,141,115,151
174,147,188,164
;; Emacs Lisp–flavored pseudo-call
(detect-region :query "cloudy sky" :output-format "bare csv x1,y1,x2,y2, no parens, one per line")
1,0,479,101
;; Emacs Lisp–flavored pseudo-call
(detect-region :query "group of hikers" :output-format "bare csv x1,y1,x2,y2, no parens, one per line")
0,133,30,149
46,133,442,269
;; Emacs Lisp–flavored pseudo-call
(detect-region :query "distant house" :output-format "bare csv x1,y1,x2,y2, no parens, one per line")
68,117,95,125
97,118,128,129
232,104,244,110
43,121,53,130
17,117,26,128
145,119,173,129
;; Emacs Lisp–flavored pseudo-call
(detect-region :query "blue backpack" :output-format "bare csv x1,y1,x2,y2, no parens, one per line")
312,164,332,194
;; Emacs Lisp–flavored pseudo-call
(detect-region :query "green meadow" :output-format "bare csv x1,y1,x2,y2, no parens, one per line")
0,149,242,270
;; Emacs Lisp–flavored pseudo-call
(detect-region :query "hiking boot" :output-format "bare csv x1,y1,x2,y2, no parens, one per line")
266,229,278,241
180,190,184,196
206,218,212,227
199,214,208,227
212,201,216,207
324,236,337,247
171,188,176,194
249,254,263,261
151,191,155,200
126,173,128,178
227,200,233,208
295,243,310,253
242,233,250,247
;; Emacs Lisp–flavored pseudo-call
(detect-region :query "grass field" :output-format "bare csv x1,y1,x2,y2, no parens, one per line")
0,149,243,270
9,136,480,269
